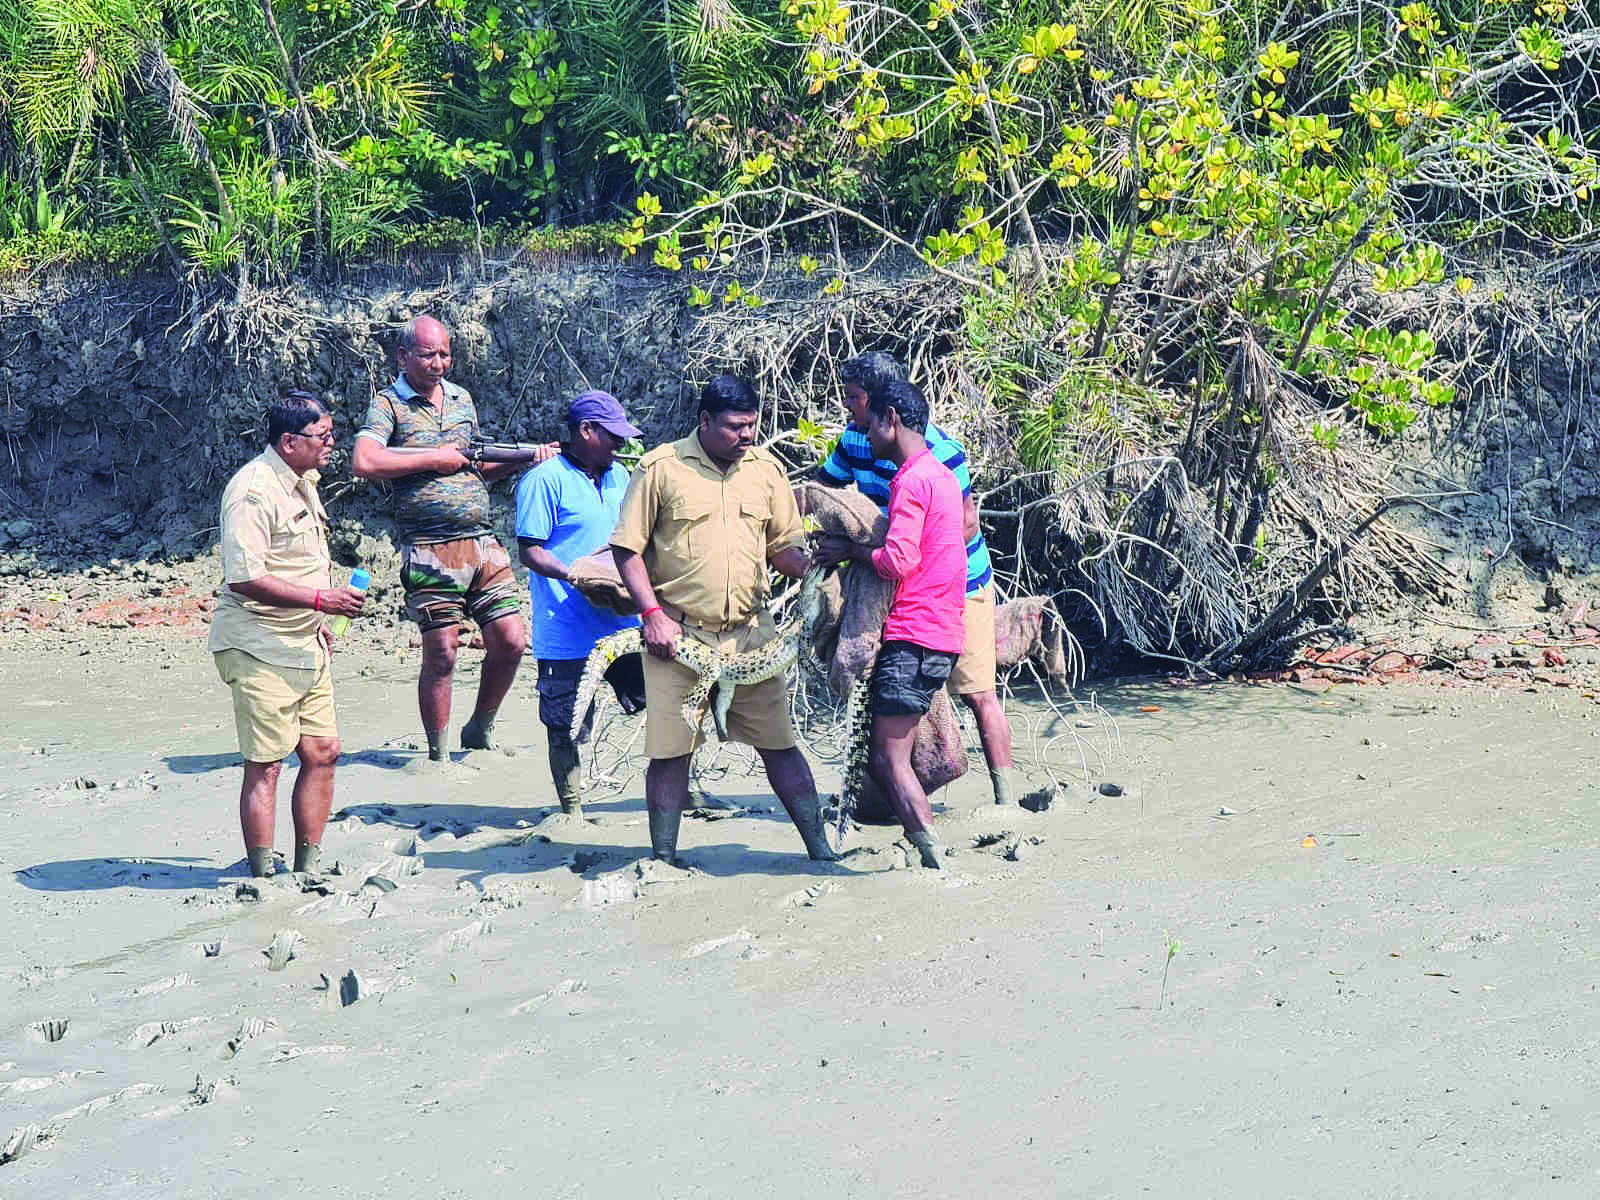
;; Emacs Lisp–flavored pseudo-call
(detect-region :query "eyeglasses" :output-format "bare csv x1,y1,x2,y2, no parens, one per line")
288,430,336,445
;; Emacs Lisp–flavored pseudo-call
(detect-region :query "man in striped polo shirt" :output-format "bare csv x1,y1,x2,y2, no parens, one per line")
813,352,1017,807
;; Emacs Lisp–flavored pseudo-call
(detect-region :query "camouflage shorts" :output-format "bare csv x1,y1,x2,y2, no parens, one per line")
401,536,522,633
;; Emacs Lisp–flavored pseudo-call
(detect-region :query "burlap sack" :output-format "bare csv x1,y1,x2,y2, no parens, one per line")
794,482,968,805
994,595,1070,687
566,548,638,616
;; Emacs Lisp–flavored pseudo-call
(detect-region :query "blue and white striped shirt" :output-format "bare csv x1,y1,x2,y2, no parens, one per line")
818,422,993,593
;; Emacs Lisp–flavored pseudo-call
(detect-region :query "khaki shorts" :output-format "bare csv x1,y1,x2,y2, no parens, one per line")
642,613,796,759
214,648,337,763
402,536,522,633
949,584,998,695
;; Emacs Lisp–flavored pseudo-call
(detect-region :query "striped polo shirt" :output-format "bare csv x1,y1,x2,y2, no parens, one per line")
818,421,993,593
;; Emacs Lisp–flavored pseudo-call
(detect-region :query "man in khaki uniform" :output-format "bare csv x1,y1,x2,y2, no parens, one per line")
209,392,366,878
611,374,836,865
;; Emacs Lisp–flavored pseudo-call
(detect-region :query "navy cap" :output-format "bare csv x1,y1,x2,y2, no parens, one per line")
568,390,641,440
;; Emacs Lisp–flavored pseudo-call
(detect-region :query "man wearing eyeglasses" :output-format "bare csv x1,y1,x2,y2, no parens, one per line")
209,391,367,878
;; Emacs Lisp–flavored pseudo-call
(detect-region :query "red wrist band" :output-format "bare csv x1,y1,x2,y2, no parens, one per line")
313,589,322,612
640,605,662,619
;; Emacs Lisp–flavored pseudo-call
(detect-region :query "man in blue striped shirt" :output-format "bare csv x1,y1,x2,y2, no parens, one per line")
813,352,1017,807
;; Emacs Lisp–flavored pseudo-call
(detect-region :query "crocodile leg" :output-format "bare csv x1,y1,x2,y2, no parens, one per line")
710,676,736,741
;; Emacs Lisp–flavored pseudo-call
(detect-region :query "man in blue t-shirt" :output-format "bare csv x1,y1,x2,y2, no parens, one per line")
515,391,646,818
814,352,1017,808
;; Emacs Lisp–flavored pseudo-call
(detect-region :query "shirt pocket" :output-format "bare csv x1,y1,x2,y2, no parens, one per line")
734,494,772,567
667,494,718,558
272,504,322,564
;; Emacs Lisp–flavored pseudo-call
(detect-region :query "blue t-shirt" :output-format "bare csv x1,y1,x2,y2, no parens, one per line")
818,421,993,593
514,454,640,660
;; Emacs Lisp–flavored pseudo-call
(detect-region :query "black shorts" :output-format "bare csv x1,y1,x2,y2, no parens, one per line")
868,640,957,717
537,652,646,745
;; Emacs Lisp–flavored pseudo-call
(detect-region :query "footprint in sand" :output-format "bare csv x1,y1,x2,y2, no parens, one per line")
28,1019,69,1044
2,1083,166,1163
266,1044,348,1065
315,969,363,1008
186,1074,238,1107
683,929,755,958
294,891,363,918
2,1124,42,1165
780,881,841,909
362,854,424,883
507,978,585,1016
575,857,698,909
222,1017,275,1060
263,930,301,972
434,918,494,953
102,972,194,1002
0,1069,101,1098
127,1016,214,1049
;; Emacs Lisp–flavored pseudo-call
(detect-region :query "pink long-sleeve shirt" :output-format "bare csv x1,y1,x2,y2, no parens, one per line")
870,447,968,654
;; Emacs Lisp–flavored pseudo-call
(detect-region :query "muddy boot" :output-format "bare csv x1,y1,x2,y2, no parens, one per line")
905,829,944,870
648,807,682,864
786,792,840,861
246,847,275,878
461,713,498,751
293,842,322,874
548,739,583,817
990,767,1017,807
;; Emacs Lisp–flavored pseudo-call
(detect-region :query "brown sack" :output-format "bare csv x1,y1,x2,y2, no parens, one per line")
794,482,968,803
566,548,638,616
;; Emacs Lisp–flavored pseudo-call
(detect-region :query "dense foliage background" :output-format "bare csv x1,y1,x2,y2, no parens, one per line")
2,0,1596,666
1,0,1594,279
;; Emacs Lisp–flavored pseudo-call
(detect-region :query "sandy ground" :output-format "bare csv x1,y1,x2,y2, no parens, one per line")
3,638,1600,1199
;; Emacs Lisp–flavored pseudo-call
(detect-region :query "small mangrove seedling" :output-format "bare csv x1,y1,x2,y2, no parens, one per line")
1159,933,1181,1010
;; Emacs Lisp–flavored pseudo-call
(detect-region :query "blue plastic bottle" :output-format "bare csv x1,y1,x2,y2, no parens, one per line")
327,568,370,636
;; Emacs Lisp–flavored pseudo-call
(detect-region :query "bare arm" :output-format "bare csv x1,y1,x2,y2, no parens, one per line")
614,545,681,660
229,577,365,617
480,459,523,483
481,443,558,482
351,436,468,480
964,493,980,543
771,544,813,579
517,537,571,583
814,535,872,568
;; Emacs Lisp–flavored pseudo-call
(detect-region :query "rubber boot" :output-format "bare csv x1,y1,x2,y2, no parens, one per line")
787,792,841,861
905,829,944,870
461,712,498,750
293,842,322,874
990,767,1017,807
548,739,583,817
246,847,274,878
648,807,682,864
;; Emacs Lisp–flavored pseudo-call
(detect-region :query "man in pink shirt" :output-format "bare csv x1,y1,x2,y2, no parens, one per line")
816,379,967,868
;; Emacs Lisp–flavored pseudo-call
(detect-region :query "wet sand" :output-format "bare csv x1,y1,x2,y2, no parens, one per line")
3,643,1599,1197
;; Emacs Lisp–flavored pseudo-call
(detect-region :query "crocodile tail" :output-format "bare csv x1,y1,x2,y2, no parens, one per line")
838,676,872,833
569,629,642,744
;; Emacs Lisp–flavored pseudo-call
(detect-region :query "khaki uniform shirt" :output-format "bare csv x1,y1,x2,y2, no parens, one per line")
612,434,805,629
208,447,332,670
